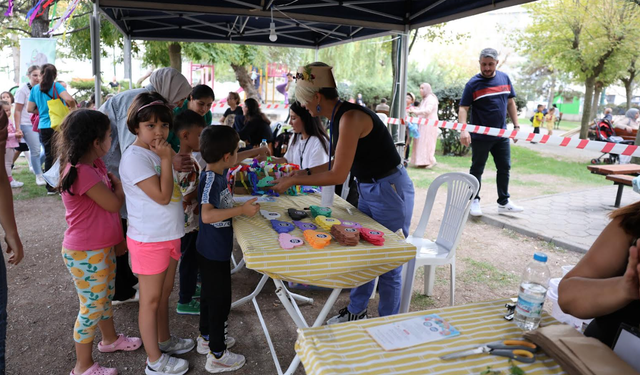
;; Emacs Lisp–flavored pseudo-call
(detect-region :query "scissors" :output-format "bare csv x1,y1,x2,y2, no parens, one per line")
440,339,538,363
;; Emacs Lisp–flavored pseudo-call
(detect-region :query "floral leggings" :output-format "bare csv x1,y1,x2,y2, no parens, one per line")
62,247,116,344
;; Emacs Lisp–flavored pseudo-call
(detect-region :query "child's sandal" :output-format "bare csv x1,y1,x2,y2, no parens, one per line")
70,362,117,375
97,333,142,353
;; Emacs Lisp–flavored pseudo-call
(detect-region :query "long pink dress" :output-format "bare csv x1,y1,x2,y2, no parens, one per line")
410,94,439,167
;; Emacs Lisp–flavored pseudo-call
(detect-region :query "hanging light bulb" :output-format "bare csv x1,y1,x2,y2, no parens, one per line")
269,7,277,42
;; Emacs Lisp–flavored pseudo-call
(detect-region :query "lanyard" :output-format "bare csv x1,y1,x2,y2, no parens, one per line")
299,137,310,168
328,100,342,171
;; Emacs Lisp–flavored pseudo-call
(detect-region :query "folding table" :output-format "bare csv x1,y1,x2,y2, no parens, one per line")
232,194,416,375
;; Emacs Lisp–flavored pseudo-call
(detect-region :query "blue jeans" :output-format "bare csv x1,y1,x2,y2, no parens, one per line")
0,250,7,373
469,137,511,205
19,125,42,175
348,165,415,317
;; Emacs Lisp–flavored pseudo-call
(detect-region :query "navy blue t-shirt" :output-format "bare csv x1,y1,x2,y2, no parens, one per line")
460,71,516,141
196,169,234,261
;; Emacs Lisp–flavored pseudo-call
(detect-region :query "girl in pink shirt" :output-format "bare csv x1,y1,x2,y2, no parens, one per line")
0,101,22,188
57,109,141,375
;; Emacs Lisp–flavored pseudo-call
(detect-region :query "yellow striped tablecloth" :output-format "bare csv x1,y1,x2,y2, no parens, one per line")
233,194,416,289
296,299,567,375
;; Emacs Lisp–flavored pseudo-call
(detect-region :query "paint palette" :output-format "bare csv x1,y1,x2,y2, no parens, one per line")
315,215,341,231
278,233,304,249
309,205,332,218
331,225,360,246
359,227,385,246
293,221,318,231
270,220,295,234
288,208,308,220
339,220,362,229
304,230,332,249
261,210,281,220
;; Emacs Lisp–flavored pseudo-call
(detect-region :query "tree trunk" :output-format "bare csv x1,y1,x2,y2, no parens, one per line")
624,79,633,111
11,43,19,85
168,43,182,71
580,76,596,139
633,129,640,164
231,64,259,100
590,81,603,121
547,75,556,108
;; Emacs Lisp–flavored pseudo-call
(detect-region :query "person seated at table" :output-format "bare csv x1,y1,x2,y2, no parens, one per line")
195,125,263,373
558,201,640,347
221,91,243,127
167,84,215,152
614,108,639,135
272,62,415,324
236,97,273,153
259,101,329,170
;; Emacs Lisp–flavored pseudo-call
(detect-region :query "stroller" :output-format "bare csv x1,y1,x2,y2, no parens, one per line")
589,118,634,164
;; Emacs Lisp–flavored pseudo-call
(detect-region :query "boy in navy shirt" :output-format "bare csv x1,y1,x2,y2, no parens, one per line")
195,126,263,373
458,48,524,217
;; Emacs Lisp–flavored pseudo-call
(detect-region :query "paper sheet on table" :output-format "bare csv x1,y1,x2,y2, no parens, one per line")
233,195,277,204
366,314,460,351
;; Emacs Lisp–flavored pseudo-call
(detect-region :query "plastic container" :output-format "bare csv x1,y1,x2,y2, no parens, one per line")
514,252,551,331
260,138,268,149
561,265,574,277
321,185,335,207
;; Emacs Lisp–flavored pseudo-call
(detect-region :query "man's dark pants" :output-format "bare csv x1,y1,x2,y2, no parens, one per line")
469,137,511,205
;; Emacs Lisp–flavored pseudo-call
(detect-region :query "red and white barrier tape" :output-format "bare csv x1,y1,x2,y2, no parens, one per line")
211,102,290,109
387,117,640,158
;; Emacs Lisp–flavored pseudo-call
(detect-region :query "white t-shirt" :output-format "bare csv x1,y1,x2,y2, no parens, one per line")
14,84,32,126
119,145,184,242
283,135,330,170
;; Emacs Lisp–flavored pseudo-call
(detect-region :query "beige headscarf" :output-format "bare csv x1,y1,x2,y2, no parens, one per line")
149,68,192,106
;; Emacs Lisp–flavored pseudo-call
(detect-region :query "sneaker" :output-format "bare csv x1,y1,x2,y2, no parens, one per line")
326,307,367,325
112,290,139,306
197,335,236,355
9,180,23,188
469,198,482,217
176,299,200,315
498,200,524,214
159,336,195,356
193,284,201,299
145,353,189,375
205,350,245,373
35,175,46,186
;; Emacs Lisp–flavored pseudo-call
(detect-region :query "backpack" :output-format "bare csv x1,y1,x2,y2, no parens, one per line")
273,127,293,158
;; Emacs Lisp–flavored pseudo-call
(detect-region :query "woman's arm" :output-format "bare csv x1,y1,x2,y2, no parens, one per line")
558,217,638,319
13,103,23,128
27,101,37,114
59,91,77,110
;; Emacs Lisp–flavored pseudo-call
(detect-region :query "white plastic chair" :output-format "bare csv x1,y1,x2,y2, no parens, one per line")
399,172,479,312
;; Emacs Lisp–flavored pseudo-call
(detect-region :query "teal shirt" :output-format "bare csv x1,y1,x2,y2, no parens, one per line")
168,100,213,152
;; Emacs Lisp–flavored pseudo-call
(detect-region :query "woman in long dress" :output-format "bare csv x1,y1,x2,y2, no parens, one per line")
410,83,439,168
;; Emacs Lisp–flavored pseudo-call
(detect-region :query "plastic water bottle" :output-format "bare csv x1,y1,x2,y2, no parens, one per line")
260,138,268,149
514,252,551,331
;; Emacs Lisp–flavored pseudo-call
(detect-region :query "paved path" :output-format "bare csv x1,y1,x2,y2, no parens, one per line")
478,185,640,253
512,124,603,163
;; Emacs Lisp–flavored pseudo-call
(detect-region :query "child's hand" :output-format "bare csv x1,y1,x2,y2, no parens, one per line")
108,172,123,192
257,146,270,158
151,138,172,159
15,129,23,139
241,198,260,217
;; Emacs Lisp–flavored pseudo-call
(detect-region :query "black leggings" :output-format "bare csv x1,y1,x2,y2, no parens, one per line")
39,128,55,191
198,253,231,353
113,218,138,301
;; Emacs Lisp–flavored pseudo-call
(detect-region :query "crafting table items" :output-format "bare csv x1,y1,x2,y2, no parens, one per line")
315,215,341,231
304,230,332,249
309,205,332,218
288,208,308,220
293,220,318,231
228,159,300,196
359,227,385,246
271,220,295,234
278,233,305,249
261,210,281,220
331,225,360,246
339,220,362,229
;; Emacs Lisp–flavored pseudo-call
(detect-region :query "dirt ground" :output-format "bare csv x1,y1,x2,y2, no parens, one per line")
4,167,587,375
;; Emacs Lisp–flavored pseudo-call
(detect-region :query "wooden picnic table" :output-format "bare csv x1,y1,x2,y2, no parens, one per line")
588,164,640,207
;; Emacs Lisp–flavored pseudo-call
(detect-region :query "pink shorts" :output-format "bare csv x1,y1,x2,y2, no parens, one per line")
127,237,181,275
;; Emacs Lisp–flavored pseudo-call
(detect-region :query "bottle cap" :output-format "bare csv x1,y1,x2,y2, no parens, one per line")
533,252,547,263
262,139,267,142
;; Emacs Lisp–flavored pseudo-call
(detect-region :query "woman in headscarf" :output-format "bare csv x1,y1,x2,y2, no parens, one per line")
614,108,639,134
99,67,192,305
409,83,439,168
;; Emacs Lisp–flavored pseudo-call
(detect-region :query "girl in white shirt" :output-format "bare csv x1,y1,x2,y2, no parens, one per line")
267,101,330,171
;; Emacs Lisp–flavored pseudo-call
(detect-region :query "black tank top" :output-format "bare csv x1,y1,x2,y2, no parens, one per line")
331,102,400,180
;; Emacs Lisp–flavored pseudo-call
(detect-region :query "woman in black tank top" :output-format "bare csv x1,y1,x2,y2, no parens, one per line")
272,63,415,322
559,201,640,347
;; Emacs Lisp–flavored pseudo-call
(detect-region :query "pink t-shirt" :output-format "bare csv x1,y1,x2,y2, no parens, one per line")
62,158,123,250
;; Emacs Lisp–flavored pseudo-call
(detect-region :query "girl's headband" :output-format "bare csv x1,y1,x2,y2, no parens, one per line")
137,100,170,113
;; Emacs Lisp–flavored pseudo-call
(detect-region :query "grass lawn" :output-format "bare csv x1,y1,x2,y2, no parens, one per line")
407,140,608,191
517,117,580,132
10,158,53,200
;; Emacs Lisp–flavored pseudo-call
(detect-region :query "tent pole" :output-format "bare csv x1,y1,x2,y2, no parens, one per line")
124,34,132,90
92,0,102,108
315,46,319,61
396,31,409,159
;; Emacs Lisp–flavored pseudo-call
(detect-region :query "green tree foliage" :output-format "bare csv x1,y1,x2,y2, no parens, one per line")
518,0,640,139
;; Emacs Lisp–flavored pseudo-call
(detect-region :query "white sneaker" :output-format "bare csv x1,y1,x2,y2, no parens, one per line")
498,200,524,214
326,307,367,325
9,180,23,188
35,175,46,186
159,335,195,356
205,350,245,373
469,198,482,217
111,290,139,306
197,335,236,355
145,353,189,375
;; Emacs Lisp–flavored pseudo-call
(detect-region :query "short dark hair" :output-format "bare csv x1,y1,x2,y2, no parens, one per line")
200,125,240,164
1,91,14,104
537,104,543,108
126,92,173,135
174,109,206,134
381,98,387,104
190,84,214,101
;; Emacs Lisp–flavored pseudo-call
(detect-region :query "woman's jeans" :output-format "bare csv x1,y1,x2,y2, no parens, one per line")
39,128,55,190
19,125,42,175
